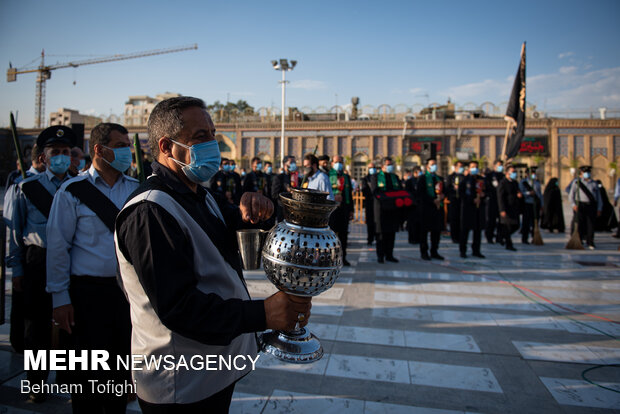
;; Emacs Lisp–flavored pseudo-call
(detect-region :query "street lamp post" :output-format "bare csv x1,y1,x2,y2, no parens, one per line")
271,59,297,168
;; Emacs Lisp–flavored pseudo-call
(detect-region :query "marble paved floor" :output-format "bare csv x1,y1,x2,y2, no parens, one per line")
0,223,619,413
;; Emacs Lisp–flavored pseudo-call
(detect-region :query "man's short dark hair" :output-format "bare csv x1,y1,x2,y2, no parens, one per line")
283,155,295,165
318,155,330,162
304,153,318,167
220,158,229,165
469,160,479,167
454,159,463,166
31,144,43,163
147,96,206,158
264,161,272,166
412,166,421,172
382,156,392,165
89,123,128,156
506,164,515,171
251,157,261,164
494,159,504,165
426,157,436,164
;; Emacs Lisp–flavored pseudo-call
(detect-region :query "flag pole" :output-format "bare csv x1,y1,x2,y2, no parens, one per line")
501,122,510,161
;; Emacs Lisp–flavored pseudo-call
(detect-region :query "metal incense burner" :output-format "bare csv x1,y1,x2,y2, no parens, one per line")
260,188,342,363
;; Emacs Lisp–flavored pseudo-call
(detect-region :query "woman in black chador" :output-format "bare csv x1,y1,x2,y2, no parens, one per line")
541,178,565,233
594,180,619,232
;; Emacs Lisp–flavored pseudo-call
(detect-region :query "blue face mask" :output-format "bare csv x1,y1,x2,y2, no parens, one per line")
496,165,504,173
289,162,297,172
510,172,518,180
78,159,86,171
230,164,236,171
386,165,395,174
429,164,437,174
369,167,376,175
223,164,231,172
334,162,344,172
170,139,221,185
266,166,273,174
583,172,591,179
531,174,537,180
256,163,262,171
457,167,464,174
103,146,132,173
49,154,71,175
470,167,479,175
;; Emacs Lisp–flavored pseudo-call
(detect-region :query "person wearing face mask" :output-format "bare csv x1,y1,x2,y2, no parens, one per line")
242,157,266,196
225,159,243,205
541,177,565,233
114,97,309,412
497,165,523,251
445,160,465,244
8,125,76,402
405,166,421,245
45,123,139,412
301,154,334,199
370,157,403,263
519,167,543,244
210,158,233,203
416,158,445,261
484,160,504,244
271,156,300,222
69,146,86,176
458,161,486,258
318,155,331,175
328,155,354,266
361,162,377,245
263,161,274,199
568,166,602,249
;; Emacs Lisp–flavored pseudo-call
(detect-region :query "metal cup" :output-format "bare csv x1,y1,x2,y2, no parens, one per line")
236,229,268,270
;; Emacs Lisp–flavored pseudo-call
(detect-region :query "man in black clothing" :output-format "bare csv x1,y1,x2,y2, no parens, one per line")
328,155,354,266
361,162,377,245
263,161,274,201
445,160,464,243
405,166,421,244
369,157,402,263
271,156,300,222
417,158,444,260
458,161,486,258
115,97,311,412
484,160,504,244
497,165,523,251
242,156,267,196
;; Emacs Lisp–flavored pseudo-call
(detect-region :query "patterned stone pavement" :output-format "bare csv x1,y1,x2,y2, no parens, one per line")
0,222,619,413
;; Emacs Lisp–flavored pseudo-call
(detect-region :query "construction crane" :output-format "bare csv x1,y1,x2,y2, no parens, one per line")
7,44,198,128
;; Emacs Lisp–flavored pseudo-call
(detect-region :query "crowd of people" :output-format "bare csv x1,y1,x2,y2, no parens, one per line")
2,96,619,413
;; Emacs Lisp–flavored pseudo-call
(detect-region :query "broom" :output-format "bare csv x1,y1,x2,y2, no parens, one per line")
566,183,584,249
532,207,544,245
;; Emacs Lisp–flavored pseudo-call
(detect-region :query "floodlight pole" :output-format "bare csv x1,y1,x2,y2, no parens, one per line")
272,59,296,168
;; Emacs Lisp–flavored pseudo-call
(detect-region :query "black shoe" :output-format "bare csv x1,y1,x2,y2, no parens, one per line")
377,258,384,263
522,240,530,245
473,252,486,258
421,253,431,261
613,233,620,239
506,246,517,251
498,239,505,246
487,240,494,244
343,259,351,266
386,256,399,263
460,253,467,258
430,253,444,260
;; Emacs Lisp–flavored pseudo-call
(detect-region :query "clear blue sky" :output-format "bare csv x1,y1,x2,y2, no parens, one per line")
1,0,619,127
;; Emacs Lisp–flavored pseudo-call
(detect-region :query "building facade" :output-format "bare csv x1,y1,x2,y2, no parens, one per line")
49,108,102,130
124,92,181,126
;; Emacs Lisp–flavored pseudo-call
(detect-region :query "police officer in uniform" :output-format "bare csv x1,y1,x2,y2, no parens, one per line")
329,155,354,266
114,97,311,412
272,156,300,222
417,158,444,261
485,160,504,244
497,165,522,251
445,160,464,243
370,157,402,263
519,167,543,244
361,162,377,245
8,126,76,402
47,123,139,413
568,166,602,249
459,161,486,258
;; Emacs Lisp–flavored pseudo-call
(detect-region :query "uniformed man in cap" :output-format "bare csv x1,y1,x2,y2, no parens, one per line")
46,123,139,413
329,155,354,266
519,167,543,244
361,162,377,245
115,97,311,412
568,166,602,249
8,125,76,402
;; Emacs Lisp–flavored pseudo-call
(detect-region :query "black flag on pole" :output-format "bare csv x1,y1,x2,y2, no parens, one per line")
504,42,526,159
